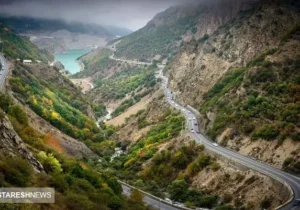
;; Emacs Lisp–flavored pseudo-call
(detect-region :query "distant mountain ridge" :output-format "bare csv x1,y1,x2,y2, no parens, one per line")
0,16,132,37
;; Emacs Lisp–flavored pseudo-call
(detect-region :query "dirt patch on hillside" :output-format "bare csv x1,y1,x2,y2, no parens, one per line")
71,77,94,93
106,91,159,127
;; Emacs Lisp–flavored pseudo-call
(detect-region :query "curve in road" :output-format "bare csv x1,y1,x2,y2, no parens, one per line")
159,72,300,210
108,51,300,210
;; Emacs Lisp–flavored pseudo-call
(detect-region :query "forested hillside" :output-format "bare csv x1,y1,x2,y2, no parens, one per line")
0,93,150,210
114,0,256,62
0,20,152,210
0,23,53,62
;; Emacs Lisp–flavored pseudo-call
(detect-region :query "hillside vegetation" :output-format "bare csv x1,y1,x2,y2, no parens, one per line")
115,5,202,62
9,63,113,150
0,23,53,62
167,0,300,169
72,49,117,78
90,95,283,209
0,93,150,210
114,0,255,62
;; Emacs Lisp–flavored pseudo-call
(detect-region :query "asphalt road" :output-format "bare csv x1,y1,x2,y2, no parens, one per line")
108,51,300,209
158,71,300,210
121,185,183,210
0,54,8,90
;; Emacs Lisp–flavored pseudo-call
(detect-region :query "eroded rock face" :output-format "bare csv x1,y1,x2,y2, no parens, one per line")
0,115,44,173
169,1,299,108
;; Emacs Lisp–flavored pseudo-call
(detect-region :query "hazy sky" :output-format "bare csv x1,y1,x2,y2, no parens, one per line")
0,0,188,30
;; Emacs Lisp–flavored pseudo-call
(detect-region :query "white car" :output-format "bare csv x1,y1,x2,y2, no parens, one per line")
189,118,192,121
212,143,219,147
193,117,196,120
191,130,195,133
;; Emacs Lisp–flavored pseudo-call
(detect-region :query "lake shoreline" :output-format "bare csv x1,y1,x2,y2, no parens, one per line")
54,48,91,74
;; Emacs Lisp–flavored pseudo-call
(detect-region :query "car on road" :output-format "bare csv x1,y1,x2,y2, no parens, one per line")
193,117,196,120
213,143,218,147
165,198,173,204
189,118,192,121
191,130,195,133
293,199,300,206
173,202,184,207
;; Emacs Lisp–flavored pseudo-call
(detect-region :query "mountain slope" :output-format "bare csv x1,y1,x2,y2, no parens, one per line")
0,22,153,210
0,97,147,210
114,0,257,62
0,23,53,62
0,16,132,54
167,0,300,169
92,91,285,209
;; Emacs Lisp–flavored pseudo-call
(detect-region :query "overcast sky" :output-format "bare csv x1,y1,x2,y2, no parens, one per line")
0,0,189,30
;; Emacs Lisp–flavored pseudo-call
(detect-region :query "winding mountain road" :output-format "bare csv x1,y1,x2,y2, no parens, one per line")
159,72,300,210
108,52,300,210
0,54,8,91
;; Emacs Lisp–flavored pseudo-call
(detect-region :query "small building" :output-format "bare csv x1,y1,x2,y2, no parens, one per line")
23,59,32,64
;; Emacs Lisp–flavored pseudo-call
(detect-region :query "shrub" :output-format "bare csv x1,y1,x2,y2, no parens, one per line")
8,105,29,125
251,125,279,140
168,179,188,201
0,156,33,187
199,34,210,42
0,93,12,112
222,194,233,203
283,157,294,167
215,205,235,210
64,193,97,210
38,151,63,174
210,162,221,171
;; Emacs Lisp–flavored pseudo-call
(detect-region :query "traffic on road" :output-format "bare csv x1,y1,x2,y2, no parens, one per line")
159,70,300,210
108,49,300,210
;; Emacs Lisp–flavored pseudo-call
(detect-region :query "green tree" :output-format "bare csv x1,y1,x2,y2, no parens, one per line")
8,105,29,125
38,152,63,174
127,189,146,210
168,179,188,201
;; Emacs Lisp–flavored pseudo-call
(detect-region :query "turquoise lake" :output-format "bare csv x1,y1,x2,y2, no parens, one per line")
54,49,91,74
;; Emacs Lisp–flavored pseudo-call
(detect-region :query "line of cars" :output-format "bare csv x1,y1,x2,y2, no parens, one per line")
167,90,220,148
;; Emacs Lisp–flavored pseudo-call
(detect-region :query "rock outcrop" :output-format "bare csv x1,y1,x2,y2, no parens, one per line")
0,114,44,173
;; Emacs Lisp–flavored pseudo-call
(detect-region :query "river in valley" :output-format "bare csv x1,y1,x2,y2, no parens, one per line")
54,49,91,74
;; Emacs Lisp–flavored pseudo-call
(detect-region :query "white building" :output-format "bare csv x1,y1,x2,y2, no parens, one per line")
23,59,32,64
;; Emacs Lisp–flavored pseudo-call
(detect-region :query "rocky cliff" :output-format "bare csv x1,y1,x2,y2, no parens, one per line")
169,0,299,106
168,0,300,170
0,113,44,172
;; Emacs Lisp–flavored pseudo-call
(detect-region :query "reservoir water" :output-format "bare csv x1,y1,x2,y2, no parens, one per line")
54,49,91,74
